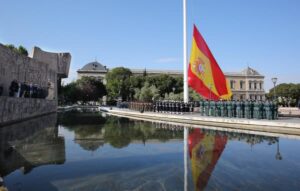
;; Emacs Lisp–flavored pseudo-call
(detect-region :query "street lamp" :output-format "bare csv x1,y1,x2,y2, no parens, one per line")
275,138,282,160
271,77,278,101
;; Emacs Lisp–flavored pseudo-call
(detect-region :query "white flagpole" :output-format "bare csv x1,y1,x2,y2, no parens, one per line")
183,0,189,103
183,2,189,191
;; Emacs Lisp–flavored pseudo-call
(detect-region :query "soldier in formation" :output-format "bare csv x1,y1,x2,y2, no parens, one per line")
151,100,196,114
196,99,278,120
127,99,278,120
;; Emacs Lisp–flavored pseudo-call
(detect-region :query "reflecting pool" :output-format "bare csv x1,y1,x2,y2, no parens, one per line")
1,111,300,191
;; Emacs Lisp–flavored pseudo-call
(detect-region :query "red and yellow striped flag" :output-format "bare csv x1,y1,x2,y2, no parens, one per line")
188,25,232,100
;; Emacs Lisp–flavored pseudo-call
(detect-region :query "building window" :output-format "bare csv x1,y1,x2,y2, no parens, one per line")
254,82,257,90
259,82,262,90
230,80,235,89
240,81,244,90
249,81,252,90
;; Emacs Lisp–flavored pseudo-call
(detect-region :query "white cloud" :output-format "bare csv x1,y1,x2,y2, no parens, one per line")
155,57,179,63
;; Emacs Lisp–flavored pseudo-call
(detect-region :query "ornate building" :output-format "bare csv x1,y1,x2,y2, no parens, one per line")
77,61,108,83
77,61,265,100
226,67,265,101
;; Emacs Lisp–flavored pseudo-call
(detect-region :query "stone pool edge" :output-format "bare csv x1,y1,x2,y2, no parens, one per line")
102,107,300,136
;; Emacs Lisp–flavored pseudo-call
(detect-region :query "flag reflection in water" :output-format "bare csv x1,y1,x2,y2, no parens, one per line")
188,129,227,191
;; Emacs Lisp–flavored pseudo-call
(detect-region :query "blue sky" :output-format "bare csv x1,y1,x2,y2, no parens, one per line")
1,0,299,91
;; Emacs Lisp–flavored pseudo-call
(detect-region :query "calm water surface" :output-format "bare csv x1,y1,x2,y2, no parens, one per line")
1,111,300,191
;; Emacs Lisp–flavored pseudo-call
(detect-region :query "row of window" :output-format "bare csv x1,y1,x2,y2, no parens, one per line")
230,80,263,90
232,94,265,101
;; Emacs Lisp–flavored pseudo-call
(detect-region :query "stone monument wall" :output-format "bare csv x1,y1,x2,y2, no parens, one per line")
0,44,57,97
0,96,56,126
0,43,71,125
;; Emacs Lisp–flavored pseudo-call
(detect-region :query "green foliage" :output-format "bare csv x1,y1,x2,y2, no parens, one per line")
134,82,160,101
18,45,28,56
5,44,17,51
106,67,132,101
164,92,183,101
60,77,106,104
189,88,203,101
5,44,28,56
268,83,300,106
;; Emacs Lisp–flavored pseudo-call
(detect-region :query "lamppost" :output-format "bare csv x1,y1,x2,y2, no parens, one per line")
172,87,176,93
275,138,282,160
271,77,278,101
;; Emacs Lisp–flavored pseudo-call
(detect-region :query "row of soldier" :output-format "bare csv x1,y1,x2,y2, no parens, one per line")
127,100,278,120
197,100,278,120
128,102,153,112
9,80,49,99
153,101,195,114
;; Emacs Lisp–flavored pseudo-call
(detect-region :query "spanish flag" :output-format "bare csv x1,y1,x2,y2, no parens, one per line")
188,129,227,190
188,25,232,100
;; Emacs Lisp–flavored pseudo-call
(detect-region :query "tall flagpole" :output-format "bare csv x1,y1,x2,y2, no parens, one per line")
183,2,189,191
183,0,189,103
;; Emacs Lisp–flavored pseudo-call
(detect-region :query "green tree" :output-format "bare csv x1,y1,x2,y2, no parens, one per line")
18,45,28,56
76,77,107,102
5,44,28,56
146,74,177,97
268,83,300,106
60,77,106,104
106,67,132,101
135,82,160,101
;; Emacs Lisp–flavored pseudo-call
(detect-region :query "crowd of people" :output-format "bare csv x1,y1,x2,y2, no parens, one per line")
8,80,49,99
125,99,278,120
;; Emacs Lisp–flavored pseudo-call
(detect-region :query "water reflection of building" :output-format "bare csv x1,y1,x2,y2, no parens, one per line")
0,114,65,177
188,129,227,191
74,127,105,151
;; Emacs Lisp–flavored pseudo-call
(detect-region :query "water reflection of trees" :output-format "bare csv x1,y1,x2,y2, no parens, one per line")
58,111,279,152
58,112,184,150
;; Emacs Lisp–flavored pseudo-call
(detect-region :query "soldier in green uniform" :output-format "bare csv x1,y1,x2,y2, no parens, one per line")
204,99,209,116
216,100,221,117
273,101,278,119
209,100,216,116
258,100,263,119
241,100,245,118
227,100,233,118
220,100,225,117
250,100,254,118
232,100,237,118
200,100,204,116
253,100,259,119
236,100,242,118
244,100,251,119
264,100,272,120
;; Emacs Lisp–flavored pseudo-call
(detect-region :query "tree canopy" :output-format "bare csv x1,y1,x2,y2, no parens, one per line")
106,67,132,101
60,77,106,104
267,83,300,106
5,44,28,56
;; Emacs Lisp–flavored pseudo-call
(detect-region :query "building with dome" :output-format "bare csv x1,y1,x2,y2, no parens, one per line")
77,61,108,83
77,61,265,100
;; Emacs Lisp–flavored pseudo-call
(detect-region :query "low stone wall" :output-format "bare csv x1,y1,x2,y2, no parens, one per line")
0,96,56,126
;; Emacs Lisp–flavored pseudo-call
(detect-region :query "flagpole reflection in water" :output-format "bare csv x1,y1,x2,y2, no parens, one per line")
184,127,189,191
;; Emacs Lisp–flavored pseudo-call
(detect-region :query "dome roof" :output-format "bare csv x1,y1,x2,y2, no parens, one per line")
79,61,107,71
241,67,260,75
